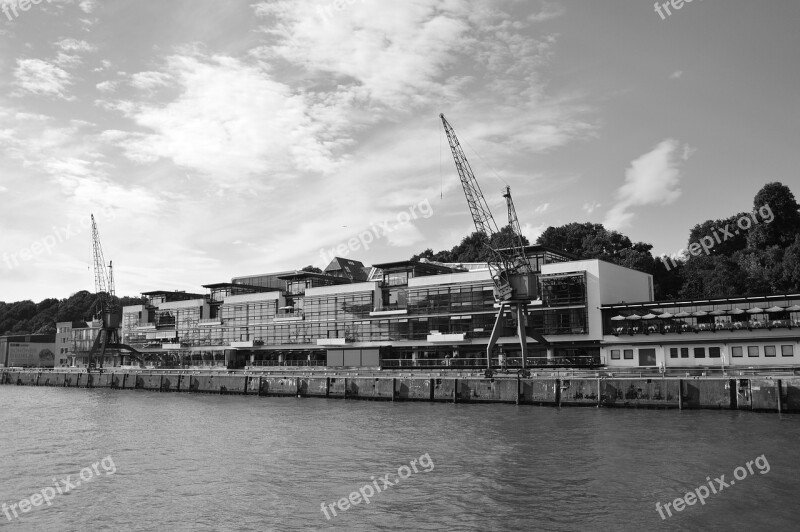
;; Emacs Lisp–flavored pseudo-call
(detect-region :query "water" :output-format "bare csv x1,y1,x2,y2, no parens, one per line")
1,387,798,531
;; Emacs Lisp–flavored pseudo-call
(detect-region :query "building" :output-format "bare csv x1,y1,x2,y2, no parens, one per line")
601,294,800,370
106,246,653,369
58,244,798,372
0,334,56,368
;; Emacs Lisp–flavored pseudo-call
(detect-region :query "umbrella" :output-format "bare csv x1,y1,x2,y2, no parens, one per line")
642,313,658,320
766,306,785,313
610,315,627,321
626,315,642,321
747,307,765,314
728,308,746,315
785,305,800,312
658,312,674,319
674,311,691,318
692,310,709,317
709,309,727,316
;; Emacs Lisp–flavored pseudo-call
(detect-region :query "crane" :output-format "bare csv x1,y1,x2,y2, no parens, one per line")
86,215,135,370
440,114,547,376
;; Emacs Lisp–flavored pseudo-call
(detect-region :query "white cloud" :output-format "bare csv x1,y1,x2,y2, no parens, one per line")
96,80,117,93
55,38,96,53
130,71,171,90
13,59,72,99
101,54,350,186
603,139,689,230
670,70,683,79
534,202,550,214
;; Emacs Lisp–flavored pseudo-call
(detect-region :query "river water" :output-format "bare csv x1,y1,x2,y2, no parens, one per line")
1,386,798,531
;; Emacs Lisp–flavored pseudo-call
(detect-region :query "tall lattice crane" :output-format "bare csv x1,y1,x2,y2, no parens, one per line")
440,114,547,375
87,215,123,369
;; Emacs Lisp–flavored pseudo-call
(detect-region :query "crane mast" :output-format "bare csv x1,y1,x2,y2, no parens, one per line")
440,114,547,376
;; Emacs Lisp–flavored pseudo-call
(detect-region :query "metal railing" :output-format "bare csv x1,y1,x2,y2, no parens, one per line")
612,319,800,336
380,356,600,368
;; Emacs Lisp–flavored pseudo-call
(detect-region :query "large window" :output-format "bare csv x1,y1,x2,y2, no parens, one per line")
782,345,794,357
709,347,721,358
732,346,743,357
694,347,706,359
748,346,759,357
623,349,633,360
670,348,678,359
681,348,689,359
384,271,409,286
540,274,587,306
764,346,777,357
611,349,620,360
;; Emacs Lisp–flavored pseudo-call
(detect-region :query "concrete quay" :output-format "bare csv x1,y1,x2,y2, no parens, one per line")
1,369,797,413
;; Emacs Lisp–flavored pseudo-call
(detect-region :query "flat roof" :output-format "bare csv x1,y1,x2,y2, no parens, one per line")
371,260,458,274
202,282,274,292
277,271,351,283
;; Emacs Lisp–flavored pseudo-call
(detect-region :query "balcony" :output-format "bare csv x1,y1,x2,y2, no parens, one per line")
370,306,407,316
316,338,348,346
198,318,222,326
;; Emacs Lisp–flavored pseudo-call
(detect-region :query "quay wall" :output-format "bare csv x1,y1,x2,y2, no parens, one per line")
1,369,798,413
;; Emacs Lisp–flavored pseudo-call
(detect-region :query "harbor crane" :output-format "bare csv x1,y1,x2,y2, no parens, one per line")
439,114,548,376
86,214,137,370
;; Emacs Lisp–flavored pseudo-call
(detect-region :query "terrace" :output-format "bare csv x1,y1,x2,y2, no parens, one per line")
603,296,800,336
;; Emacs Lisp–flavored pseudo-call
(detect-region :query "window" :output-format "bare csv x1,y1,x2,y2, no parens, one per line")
639,348,656,366
680,348,689,359
782,345,794,357
709,347,721,358
764,346,776,357
623,349,633,360
694,347,706,358
670,348,678,359
732,346,743,357
748,346,759,357
611,349,620,360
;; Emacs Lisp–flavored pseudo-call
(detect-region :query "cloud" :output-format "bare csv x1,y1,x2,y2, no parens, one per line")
534,202,550,214
522,222,547,243
528,1,565,22
583,201,601,215
130,71,171,90
603,139,689,230
101,54,347,186
55,38,96,53
96,80,117,93
13,59,72,99
670,70,683,79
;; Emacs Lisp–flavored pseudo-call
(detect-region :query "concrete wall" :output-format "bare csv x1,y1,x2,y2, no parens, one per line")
4,370,800,413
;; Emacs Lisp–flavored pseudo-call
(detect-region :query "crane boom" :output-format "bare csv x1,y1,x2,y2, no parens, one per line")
439,114,547,376
91,214,111,296
440,114,535,301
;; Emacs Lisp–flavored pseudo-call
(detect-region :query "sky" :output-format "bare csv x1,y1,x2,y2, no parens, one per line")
0,0,798,302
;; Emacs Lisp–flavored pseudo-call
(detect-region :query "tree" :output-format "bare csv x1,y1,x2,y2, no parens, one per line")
301,265,323,274
746,182,800,249
411,225,529,264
